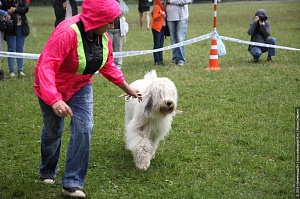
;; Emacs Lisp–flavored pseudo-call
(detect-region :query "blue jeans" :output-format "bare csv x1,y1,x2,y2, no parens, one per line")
6,26,26,73
250,37,276,59
167,19,188,64
152,27,165,63
38,84,94,189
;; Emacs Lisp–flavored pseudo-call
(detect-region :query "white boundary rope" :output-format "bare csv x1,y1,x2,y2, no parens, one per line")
219,35,300,51
113,32,212,58
0,32,299,59
0,51,40,59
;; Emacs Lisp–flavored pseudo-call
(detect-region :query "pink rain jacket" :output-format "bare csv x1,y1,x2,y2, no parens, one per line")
34,0,123,106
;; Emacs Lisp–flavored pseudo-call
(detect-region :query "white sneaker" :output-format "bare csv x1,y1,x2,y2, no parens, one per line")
41,178,55,184
19,71,26,76
10,72,15,77
62,187,86,198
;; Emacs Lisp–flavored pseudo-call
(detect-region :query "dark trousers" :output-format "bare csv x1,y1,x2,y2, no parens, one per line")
250,37,276,59
152,27,165,63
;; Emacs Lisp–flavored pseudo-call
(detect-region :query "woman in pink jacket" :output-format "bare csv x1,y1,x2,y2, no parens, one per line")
34,0,140,197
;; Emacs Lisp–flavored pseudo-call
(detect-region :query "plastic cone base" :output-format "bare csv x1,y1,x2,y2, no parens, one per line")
205,66,221,70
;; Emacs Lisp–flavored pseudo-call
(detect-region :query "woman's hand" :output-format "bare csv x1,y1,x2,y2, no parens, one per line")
160,10,166,17
5,14,10,20
118,81,142,102
7,7,16,14
52,100,73,117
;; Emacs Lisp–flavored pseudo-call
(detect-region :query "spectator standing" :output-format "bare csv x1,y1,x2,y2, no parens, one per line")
166,0,190,66
53,0,78,27
151,0,166,66
108,0,129,69
138,0,150,30
247,9,276,62
0,0,9,64
2,0,30,77
34,0,141,197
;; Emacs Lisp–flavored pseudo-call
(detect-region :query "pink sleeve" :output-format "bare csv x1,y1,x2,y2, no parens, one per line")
99,33,125,85
36,29,76,105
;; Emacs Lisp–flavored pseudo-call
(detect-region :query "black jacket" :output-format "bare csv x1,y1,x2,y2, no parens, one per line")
2,0,29,36
53,0,78,27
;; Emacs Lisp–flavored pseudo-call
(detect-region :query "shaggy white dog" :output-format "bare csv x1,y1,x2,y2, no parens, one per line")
123,70,179,170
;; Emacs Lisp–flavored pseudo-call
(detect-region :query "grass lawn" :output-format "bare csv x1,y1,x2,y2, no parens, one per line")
0,1,299,198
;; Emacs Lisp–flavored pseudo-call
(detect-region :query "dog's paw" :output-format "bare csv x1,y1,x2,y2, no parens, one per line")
135,160,151,171
134,153,151,170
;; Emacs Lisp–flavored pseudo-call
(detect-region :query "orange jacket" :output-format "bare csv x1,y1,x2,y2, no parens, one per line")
151,0,165,32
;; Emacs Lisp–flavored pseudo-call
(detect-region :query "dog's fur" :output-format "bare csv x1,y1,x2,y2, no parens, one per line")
124,70,178,170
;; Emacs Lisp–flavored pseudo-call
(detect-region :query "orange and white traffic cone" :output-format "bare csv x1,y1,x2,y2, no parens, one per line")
205,33,220,71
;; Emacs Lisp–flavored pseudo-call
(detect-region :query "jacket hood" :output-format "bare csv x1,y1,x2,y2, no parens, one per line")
255,9,268,18
80,0,121,32
154,0,163,8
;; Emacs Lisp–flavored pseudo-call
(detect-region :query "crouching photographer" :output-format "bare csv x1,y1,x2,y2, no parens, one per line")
247,9,276,63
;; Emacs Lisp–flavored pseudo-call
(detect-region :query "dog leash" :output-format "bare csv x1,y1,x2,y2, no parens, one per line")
118,92,183,114
118,92,149,102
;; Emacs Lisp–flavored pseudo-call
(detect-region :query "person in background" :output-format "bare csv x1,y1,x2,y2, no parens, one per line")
166,0,191,66
34,0,141,197
0,0,9,65
53,0,77,27
108,0,129,69
138,0,150,30
151,0,166,66
2,0,29,77
247,9,276,63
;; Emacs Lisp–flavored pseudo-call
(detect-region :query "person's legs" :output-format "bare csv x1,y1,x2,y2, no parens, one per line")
38,98,65,180
16,26,26,73
167,20,179,64
158,29,165,64
250,46,262,62
6,34,16,73
0,31,4,64
145,11,150,30
265,37,276,58
139,12,143,30
61,83,94,189
176,19,188,64
152,28,160,64
108,29,123,68
113,29,123,68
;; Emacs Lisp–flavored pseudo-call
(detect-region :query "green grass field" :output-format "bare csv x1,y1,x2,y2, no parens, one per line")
0,1,299,198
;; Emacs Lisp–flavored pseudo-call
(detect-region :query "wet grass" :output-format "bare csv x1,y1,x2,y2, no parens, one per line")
0,1,299,198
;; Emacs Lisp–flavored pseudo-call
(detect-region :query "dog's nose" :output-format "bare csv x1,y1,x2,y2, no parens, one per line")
166,100,173,107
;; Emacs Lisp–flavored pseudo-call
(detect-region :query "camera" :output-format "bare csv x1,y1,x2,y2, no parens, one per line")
6,19,14,30
0,19,13,31
259,15,268,22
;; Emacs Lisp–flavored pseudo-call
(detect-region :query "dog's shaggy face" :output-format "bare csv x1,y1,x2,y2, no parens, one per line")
144,77,177,117
124,70,179,170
